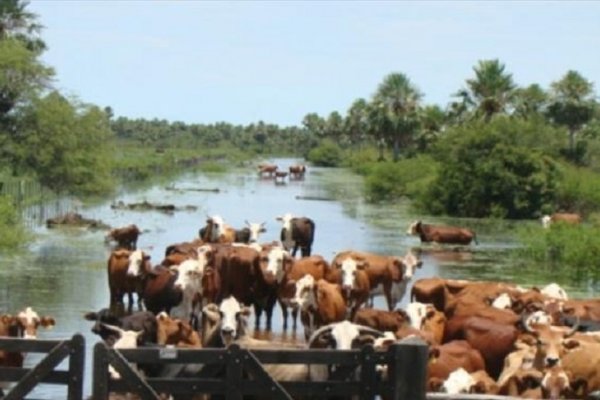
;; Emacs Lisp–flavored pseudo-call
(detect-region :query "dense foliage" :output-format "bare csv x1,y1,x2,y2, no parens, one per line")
0,195,28,250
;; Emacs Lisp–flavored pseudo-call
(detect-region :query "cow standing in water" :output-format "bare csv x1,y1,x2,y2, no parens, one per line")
407,220,477,245
276,213,315,257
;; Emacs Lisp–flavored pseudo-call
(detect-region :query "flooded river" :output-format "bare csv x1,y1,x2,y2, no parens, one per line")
1,158,598,398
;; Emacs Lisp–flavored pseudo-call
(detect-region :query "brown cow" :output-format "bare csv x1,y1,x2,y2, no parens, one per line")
291,276,346,340
405,302,446,345
105,224,141,250
330,250,415,311
352,308,410,332
161,238,205,266
108,249,149,313
427,340,486,391
156,312,202,347
407,220,477,245
258,163,278,177
277,254,330,330
274,171,288,184
0,307,55,386
289,164,307,179
541,212,582,228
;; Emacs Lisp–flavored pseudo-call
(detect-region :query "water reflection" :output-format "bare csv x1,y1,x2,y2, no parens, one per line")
0,158,598,398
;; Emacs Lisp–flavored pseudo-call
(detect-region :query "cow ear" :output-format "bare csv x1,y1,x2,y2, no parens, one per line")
40,316,55,328
143,254,151,262
428,347,440,361
1,314,14,325
241,306,252,317
563,339,580,350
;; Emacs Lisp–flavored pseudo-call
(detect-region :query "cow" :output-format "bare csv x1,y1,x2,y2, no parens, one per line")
558,341,600,397
289,164,307,179
352,308,410,332
170,258,205,324
541,212,582,229
336,257,371,319
108,249,149,313
330,249,420,311
0,307,55,393
307,320,385,382
522,320,579,369
277,254,331,330
83,308,157,346
291,275,346,340
140,266,183,315
276,213,315,257
426,340,486,391
101,323,145,380
405,302,446,345
244,221,267,243
199,215,236,243
274,171,288,184
161,238,205,266
258,163,278,178
439,368,499,395
407,220,477,245
155,312,202,347
105,224,141,250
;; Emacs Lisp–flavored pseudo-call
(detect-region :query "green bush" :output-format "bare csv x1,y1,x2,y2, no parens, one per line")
364,155,438,202
0,196,29,251
421,118,559,218
517,223,600,279
306,140,343,167
553,162,600,215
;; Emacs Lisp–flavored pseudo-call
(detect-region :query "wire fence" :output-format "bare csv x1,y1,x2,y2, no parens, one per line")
0,178,76,228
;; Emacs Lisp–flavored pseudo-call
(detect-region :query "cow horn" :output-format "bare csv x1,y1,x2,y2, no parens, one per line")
520,313,537,334
357,325,386,338
565,316,580,337
101,323,125,335
202,303,221,323
307,324,334,347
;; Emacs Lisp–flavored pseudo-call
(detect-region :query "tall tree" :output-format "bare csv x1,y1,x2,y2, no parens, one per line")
374,72,422,161
512,84,547,120
344,98,368,149
416,105,446,151
0,0,45,53
546,70,596,161
460,59,516,120
302,112,326,138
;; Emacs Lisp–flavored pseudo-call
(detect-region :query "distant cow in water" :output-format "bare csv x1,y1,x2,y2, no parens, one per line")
289,164,307,179
105,224,141,250
276,213,315,257
258,163,278,178
407,220,477,245
541,212,582,229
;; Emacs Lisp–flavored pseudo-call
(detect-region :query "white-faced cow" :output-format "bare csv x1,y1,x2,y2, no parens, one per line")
276,213,315,257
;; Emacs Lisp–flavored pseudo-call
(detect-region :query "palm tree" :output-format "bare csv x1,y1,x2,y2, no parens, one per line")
344,98,368,149
461,59,516,120
373,73,422,161
512,84,548,119
547,70,596,160
0,0,45,53
416,105,446,151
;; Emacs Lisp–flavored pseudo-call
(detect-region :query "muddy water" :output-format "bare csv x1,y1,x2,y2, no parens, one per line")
0,158,597,398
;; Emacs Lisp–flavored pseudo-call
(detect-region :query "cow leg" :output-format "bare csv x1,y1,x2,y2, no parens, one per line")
292,307,299,330
127,292,135,313
301,245,311,257
265,295,277,331
291,245,299,258
384,284,394,311
279,300,289,330
254,304,263,330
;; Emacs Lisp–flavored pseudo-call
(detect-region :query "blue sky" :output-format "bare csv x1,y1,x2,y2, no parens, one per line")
30,1,600,126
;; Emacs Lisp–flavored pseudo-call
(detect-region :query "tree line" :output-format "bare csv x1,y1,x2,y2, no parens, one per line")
1,0,599,223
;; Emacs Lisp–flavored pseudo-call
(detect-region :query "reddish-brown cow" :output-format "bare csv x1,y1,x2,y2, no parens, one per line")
407,220,477,245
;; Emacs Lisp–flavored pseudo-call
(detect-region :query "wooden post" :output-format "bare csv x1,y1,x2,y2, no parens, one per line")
359,345,377,400
387,336,428,400
226,344,243,400
92,342,109,400
67,334,85,400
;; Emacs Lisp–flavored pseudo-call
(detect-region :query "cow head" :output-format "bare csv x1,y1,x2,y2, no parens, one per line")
406,220,422,236
15,307,55,339
101,323,144,379
172,259,204,295
405,302,434,330
540,283,569,300
290,275,317,310
215,296,251,346
206,215,226,242
262,246,291,284
156,312,201,347
442,368,476,395
340,257,364,298
491,292,513,310
127,249,151,277
245,221,267,243
524,318,579,368
401,250,422,280
308,320,385,350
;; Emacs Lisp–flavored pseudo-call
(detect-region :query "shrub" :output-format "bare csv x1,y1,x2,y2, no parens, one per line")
364,155,438,202
421,118,559,218
553,162,600,215
0,196,29,251
306,140,343,167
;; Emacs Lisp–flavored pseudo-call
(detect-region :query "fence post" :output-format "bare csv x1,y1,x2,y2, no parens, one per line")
67,334,85,400
388,336,428,400
92,342,109,400
360,345,377,400
226,344,243,400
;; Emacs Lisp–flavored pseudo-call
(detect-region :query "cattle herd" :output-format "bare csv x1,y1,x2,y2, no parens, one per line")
1,169,595,400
